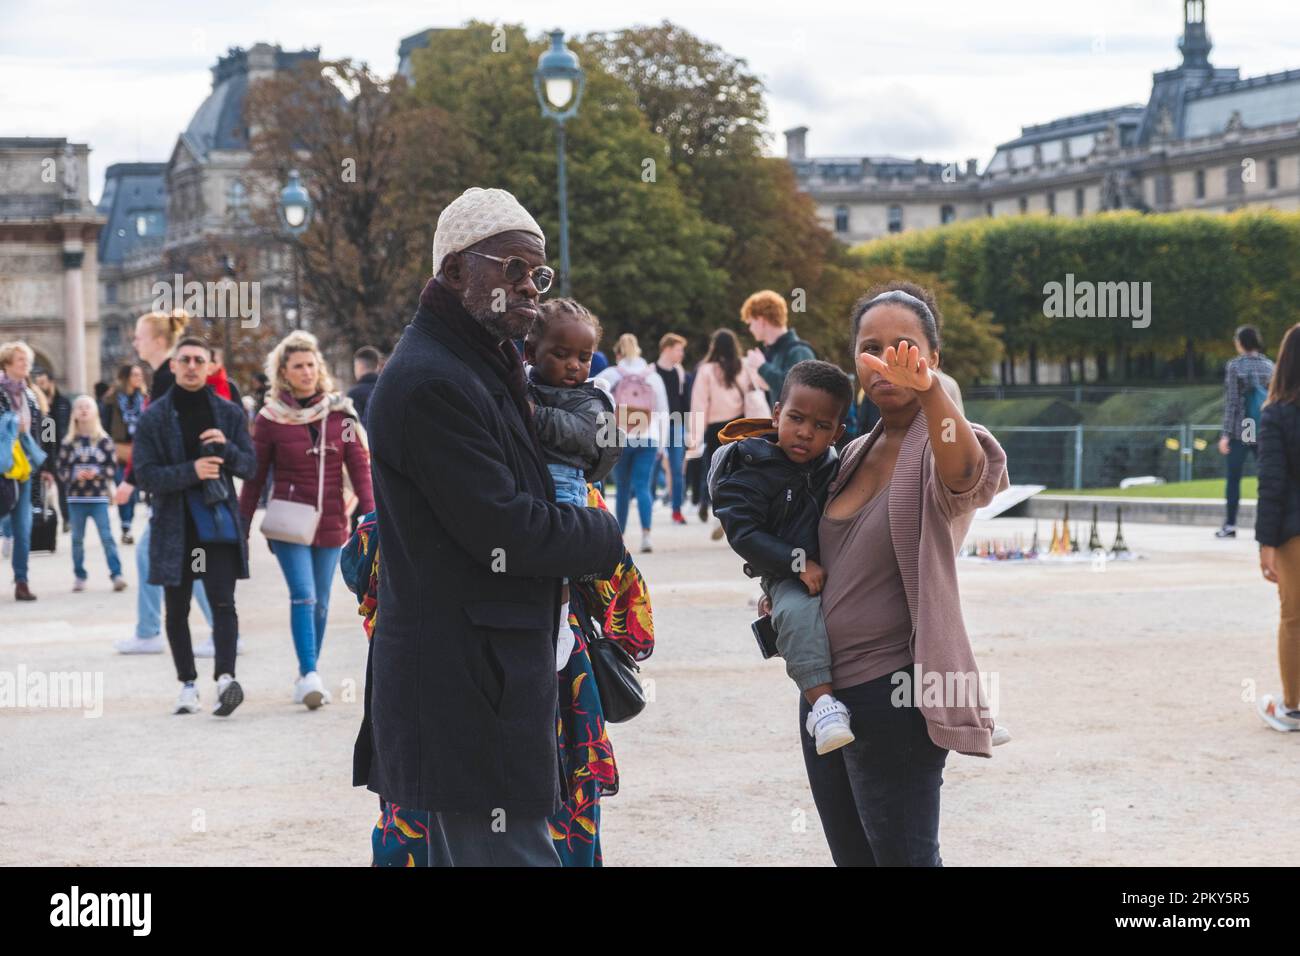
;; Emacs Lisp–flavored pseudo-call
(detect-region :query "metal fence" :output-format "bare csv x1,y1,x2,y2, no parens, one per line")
988,424,1251,489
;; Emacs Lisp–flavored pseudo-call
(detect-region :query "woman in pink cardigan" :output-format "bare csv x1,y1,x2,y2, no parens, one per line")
238,331,375,710
687,328,764,532
799,282,1008,867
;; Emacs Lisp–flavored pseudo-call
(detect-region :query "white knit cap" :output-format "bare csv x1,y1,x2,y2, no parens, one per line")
431,187,545,273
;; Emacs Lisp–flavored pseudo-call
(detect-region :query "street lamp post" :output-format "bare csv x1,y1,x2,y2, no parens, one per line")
534,29,585,297
278,169,313,331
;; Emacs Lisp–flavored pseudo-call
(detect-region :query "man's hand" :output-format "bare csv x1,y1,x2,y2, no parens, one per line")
1218,436,1231,455
757,593,772,617
114,482,134,506
799,560,826,596
743,348,765,370
1261,545,1279,584
199,428,227,446
194,456,224,481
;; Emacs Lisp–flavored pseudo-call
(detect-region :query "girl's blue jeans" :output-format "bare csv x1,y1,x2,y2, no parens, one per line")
69,501,123,580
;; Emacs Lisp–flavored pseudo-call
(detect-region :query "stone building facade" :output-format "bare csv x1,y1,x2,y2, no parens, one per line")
97,162,166,374
792,2,1300,244
0,138,104,392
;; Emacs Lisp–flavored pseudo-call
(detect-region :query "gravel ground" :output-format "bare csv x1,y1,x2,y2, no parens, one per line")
1,504,1294,866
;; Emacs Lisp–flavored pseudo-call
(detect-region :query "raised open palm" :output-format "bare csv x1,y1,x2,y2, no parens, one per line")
858,340,933,392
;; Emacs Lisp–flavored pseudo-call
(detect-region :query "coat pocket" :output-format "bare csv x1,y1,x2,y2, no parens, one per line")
462,600,555,719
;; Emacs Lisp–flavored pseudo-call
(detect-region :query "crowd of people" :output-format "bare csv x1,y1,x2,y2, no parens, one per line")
5,182,1300,868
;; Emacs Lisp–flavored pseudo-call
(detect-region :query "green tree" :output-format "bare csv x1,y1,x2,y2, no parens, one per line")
406,22,728,347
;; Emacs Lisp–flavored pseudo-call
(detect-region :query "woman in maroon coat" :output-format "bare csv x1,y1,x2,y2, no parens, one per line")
239,331,375,709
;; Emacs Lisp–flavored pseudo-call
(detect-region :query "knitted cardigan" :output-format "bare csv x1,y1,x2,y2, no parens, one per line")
826,408,1009,757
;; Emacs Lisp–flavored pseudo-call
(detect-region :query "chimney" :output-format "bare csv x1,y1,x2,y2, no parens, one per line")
785,126,808,162
966,158,978,176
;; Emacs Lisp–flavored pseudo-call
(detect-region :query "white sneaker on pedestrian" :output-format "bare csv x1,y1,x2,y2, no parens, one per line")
710,520,725,541
640,532,653,553
1257,693,1300,732
174,683,200,715
213,674,244,717
114,635,165,655
805,694,855,755
112,575,128,592
1,536,10,559
297,671,325,710
992,724,1012,746
73,578,86,592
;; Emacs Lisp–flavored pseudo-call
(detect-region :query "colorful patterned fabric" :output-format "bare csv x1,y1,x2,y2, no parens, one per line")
359,485,654,866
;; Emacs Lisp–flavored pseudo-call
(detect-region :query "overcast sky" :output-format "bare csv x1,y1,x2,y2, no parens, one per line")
5,0,1300,201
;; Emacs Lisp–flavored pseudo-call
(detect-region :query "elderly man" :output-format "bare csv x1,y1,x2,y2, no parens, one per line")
353,187,624,867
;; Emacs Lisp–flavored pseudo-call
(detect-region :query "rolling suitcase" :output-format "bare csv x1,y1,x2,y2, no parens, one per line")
29,499,57,554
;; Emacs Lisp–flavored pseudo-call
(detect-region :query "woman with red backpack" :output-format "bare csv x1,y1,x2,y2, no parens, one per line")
596,333,669,553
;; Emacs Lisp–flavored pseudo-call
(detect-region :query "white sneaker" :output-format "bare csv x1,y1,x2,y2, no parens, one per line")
174,683,200,715
114,635,165,655
297,670,325,710
992,725,1012,746
112,575,128,592
1,536,10,559
1257,693,1300,732
73,578,86,593
640,532,653,553
805,694,855,755
213,674,244,717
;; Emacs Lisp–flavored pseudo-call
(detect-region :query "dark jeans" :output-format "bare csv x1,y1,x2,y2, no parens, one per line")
164,542,239,683
697,422,725,513
800,667,948,866
118,486,138,532
1225,438,1257,527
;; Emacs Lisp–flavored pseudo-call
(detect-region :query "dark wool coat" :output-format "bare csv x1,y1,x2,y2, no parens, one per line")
131,387,257,587
353,302,625,817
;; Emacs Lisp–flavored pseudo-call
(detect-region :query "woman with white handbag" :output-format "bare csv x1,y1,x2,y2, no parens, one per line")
238,331,374,710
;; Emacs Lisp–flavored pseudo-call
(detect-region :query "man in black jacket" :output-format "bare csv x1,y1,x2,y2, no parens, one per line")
354,187,624,866
347,346,382,426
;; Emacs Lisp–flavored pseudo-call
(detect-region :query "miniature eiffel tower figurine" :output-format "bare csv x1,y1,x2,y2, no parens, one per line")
1049,520,1061,554
1111,506,1130,556
1029,521,1040,556
1060,504,1073,555
1088,504,1103,551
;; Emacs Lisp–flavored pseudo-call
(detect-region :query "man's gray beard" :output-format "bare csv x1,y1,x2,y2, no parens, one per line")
463,286,529,341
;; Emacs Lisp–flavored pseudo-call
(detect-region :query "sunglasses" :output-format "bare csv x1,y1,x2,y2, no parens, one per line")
463,251,555,293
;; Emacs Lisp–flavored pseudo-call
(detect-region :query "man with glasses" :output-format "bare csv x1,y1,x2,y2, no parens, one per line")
132,336,256,717
353,188,624,867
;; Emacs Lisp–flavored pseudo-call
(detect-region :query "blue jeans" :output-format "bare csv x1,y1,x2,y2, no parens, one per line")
658,442,686,513
800,667,948,866
118,486,138,533
612,443,658,532
136,520,212,639
6,478,32,584
271,540,342,675
1225,438,1257,527
548,463,588,507
69,501,123,580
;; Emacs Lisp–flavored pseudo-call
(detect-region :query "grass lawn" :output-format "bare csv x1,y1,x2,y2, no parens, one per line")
1043,477,1256,499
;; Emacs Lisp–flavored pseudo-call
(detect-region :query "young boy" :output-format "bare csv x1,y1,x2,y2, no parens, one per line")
709,360,856,754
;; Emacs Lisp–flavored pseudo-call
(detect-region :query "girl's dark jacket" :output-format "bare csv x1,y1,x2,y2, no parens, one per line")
708,417,840,581
131,387,257,586
1257,400,1300,548
353,296,624,818
525,368,621,483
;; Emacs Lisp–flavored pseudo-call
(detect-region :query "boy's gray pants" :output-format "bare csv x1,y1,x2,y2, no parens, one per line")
765,575,833,693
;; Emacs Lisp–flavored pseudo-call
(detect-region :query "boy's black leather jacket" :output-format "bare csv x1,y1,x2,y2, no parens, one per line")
708,417,840,581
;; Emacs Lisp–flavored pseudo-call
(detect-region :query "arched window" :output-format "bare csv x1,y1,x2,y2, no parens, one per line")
227,180,248,219
887,205,903,233
834,205,849,234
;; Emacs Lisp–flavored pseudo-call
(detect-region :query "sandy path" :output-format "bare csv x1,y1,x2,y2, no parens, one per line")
1,506,1294,865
